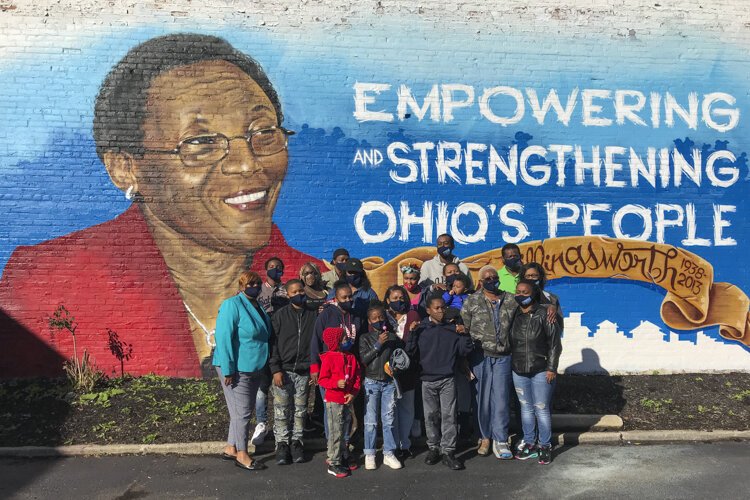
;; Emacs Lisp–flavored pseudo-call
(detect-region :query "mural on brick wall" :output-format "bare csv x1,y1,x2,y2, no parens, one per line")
0,22,749,377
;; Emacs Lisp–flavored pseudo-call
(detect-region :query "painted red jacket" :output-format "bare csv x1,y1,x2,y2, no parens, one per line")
318,350,362,404
0,205,323,378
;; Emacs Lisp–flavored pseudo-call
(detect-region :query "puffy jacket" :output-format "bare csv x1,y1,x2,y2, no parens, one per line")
461,290,517,357
269,304,317,375
359,328,404,382
509,304,562,374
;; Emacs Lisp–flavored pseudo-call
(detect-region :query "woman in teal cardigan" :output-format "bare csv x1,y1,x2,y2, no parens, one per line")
213,270,272,471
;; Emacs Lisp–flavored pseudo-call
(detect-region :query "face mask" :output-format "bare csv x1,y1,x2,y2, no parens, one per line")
504,256,522,272
340,338,354,351
290,294,307,307
534,279,542,287
515,295,533,307
483,279,501,295
346,273,363,287
338,300,354,312
244,285,261,299
445,274,457,287
389,300,409,314
335,262,347,273
403,282,419,293
266,267,284,281
371,321,386,332
437,246,453,259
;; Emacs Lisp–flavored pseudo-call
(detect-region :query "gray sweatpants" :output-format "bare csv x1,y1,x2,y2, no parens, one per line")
216,367,261,452
272,371,310,445
325,401,350,466
422,377,458,454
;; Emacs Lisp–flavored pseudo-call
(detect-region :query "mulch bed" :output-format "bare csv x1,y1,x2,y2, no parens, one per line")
1,373,748,447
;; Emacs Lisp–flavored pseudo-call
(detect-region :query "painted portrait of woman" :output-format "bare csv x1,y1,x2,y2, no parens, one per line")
0,34,323,377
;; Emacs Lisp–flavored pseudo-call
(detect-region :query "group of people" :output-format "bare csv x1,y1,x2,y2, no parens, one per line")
212,235,563,478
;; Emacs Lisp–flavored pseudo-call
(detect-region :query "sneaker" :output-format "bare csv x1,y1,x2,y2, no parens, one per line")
396,448,413,461
442,452,465,470
383,454,403,470
424,448,441,466
276,442,291,465
251,422,267,446
291,440,305,463
514,441,539,461
365,455,377,470
537,446,552,465
327,464,350,478
492,440,513,460
342,454,359,471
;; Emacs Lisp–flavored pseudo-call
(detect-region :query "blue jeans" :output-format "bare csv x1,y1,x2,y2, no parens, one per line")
471,353,512,442
255,385,268,423
394,389,415,450
512,370,555,447
363,378,398,456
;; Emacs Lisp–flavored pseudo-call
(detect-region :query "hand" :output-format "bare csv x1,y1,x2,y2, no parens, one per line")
455,324,466,335
337,379,346,389
449,289,455,295
223,375,234,386
546,371,557,384
547,306,558,324
433,283,448,291
408,321,419,332
344,394,354,404
310,372,319,386
273,372,285,387
377,332,389,345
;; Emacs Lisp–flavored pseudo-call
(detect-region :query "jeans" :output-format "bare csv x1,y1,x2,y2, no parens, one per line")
216,367,261,452
422,377,457,454
320,386,351,443
512,370,555,447
363,378,398,456
325,401,350,466
271,372,310,444
395,389,415,450
255,370,271,423
471,352,512,443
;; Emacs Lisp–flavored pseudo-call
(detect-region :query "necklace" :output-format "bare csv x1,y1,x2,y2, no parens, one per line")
183,301,215,347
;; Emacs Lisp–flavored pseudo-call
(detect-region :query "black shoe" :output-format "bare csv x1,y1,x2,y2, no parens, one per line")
235,459,267,471
276,443,291,465
396,448,413,461
424,448,441,466
442,452,465,470
327,464,350,478
291,440,305,463
537,445,552,465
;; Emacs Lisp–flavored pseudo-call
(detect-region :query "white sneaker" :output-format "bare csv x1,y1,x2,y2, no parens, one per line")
492,440,513,460
365,454,377,470
251,422,267,445
383,454,403,470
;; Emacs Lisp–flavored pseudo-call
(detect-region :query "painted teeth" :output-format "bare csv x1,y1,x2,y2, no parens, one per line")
224,191,266,204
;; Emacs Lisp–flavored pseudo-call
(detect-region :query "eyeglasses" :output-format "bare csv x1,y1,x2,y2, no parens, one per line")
143,126,295,168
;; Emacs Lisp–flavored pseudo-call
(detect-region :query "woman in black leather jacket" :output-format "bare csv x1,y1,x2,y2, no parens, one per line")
509,279,562,465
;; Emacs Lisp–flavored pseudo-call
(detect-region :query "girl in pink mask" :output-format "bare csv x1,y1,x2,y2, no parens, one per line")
400,265,423,312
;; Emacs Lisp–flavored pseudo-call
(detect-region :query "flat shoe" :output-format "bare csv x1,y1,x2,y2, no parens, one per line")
221,452,236,461
234,459,267,471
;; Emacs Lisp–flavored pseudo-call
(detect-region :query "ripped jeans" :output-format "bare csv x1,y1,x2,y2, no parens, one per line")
363,378,398,456
512,370,555,447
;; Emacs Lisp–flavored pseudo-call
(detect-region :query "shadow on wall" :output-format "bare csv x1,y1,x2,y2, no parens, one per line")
554,348,627,417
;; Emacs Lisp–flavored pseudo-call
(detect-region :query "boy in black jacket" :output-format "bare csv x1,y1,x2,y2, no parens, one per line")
406,295,474,470
269,279,317,465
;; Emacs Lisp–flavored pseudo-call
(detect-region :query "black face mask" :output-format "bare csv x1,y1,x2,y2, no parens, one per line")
504,256,522,272
483,279,501,295
437,246,453,259
389,300,409,314
338,300,354,312
267,267,284,281
371,321,386,332
244,285,261,299
335,262,347,273
290,294,307,307
346,273,363,287
445,274,458,287
515,295,533,307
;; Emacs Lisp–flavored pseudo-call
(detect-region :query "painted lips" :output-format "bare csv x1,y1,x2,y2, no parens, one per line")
223,190,267,211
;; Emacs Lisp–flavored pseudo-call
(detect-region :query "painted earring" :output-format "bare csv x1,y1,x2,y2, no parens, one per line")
125,186,134,200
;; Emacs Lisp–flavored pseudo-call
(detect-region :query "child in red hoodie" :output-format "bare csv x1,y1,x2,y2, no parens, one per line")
318,327,362,478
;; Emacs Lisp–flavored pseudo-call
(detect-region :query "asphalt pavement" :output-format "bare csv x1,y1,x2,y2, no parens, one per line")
1,442,748,499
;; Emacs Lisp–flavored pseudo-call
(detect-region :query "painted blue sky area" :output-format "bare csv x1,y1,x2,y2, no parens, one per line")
0,21,748,351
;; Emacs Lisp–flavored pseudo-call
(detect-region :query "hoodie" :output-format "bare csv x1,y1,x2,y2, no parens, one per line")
310,303,365,374
318,327,362,404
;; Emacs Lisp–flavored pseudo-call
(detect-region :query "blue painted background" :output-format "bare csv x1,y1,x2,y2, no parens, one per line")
0,23,748,351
